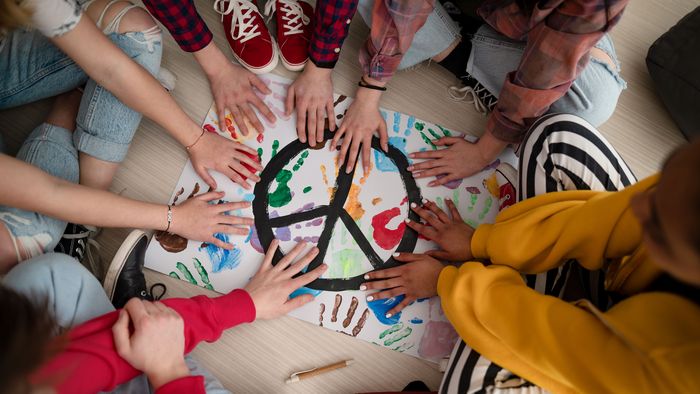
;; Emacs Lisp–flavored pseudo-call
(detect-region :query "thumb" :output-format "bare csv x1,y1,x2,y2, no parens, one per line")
195,166,217,190
112,310,132,358
433,137,465,146
425,250,452,261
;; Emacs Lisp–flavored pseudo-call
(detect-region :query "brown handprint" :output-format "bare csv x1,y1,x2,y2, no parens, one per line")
319,294,369,337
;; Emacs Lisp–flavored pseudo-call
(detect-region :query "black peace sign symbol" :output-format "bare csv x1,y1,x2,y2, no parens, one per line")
253,130,422,291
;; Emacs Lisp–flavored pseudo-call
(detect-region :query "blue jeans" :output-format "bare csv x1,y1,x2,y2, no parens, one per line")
0,3,162,261
2,253,229,394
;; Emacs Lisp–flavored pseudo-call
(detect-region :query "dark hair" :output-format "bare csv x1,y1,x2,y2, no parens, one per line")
0,285,60,394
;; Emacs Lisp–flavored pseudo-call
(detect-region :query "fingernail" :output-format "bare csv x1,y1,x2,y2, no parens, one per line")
392,252,400,257
364,274,370,280
404,218,410,223
367,295,374,301
422,198,428,204
410,202,417,209
385,313,392,318
407,166,413,171
360,285,367,291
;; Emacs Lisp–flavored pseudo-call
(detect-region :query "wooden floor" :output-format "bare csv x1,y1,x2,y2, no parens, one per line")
0,0,696,392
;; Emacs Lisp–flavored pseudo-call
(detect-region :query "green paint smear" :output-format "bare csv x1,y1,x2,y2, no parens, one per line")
419,131,437,150
176,262,197,285
479,196,493,221
193,257,214,290
271,140,279,157
438,125,452,136
303,186,312,193
468,194,478,212
380,323,402,339
257,147,263,161
427,128,441,140
380,323,412,346
293,150,309,171
329,249,365,279
467,219,479,228
414,122,425,131
169,271,181,280
269,169,293,207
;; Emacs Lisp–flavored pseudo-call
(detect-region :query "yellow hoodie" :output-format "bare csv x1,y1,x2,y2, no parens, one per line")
438,175,700,393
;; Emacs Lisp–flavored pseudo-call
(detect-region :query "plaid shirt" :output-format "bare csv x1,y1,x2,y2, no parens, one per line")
311,0,434,82
142,0,213,52
479,0,630,143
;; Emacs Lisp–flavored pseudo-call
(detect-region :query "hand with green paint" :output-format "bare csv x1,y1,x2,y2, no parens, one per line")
171,191,253,249
405,199,475,262
408,132,508,186
245,239,328,320
361,253,444,316
331,86,389,175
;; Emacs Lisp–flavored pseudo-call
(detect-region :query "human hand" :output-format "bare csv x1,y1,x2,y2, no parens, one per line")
208,62,276,135
361,253,444,316
285,62,336,147
330,88,389,175
245,239,328,320
112,299,189,390
187,131,263,190
405,198,475,262
170,191,252,249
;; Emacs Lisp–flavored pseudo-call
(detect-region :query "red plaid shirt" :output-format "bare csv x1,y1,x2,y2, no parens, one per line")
142,0,213,52
479,0,630,143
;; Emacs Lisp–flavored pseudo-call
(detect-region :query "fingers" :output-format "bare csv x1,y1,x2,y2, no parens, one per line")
346,136,361,173
217,107,226,135
325,100,336,131
425,250,453,260
283,293,314,312
290,262,327,289
196,191,225,202
195,165,217,190
231,106,249,136
250,74,272,95
215,224,248,236
316,107,325,143
242,104,264,135
433,136,465,146
220,165,250,190
307,107,317,147
412,167,449,180
368,287,406,302
410,202,444,228
229,160,260,183
285,86,295,117
429,173,462,187
337,128,352,167
276,241,308,271
445,198,463,221
378,118,388,153
361,139,371,175
363,277,403,293
407,153,445,170
112,309,132,357
422,200,451,223
249,90,276,125
260,239,279,272
286,247,320,277
393,253,424,263
387,296,414,317
297,103,308,144
363,265,403,280
404,218,438,239
330,124,345,152
124,298,149,323
209,234,234,250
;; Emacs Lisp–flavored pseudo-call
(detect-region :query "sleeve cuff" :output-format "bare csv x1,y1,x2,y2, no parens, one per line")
155,375,205,394
309,56,338,69
486,112,525,144
437,265,458,298
471,224,492,259
211,289,257,327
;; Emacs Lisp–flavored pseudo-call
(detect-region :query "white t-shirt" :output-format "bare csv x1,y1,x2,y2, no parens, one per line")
0,0,82,52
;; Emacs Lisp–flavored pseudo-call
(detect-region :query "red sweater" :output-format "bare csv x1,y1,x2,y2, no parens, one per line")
33,289,256,394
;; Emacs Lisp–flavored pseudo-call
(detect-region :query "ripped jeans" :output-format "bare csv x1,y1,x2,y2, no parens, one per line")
0,0,162,260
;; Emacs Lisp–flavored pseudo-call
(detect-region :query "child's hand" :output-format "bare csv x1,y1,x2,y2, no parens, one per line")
112,299,189,390
188,131,263,190
406,199,475,262
170,191,252,249
409,137,489,186
245,239,328,320
286,63,336,147
330,88,389,175
361,253,444,316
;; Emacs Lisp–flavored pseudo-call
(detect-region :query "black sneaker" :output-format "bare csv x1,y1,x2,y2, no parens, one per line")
54,223,102,277
447,76,499,115
103,230,166,309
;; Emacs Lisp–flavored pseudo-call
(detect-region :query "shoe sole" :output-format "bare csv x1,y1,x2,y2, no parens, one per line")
103,229,148,301
280,54,307,72
233,39,280,75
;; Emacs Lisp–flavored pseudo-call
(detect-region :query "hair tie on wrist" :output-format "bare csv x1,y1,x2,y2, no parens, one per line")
358,76,387,91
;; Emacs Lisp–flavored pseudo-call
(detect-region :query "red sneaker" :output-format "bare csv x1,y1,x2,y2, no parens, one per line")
264,0,313,71
215,0,278,74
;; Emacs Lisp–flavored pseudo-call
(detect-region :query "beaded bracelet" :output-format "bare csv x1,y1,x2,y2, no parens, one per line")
165,205,173,232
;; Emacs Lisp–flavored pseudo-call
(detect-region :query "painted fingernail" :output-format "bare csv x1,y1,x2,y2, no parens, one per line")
367,296,374,301
385,313,392,318
407,166,413,171
410,202,417,209
422,198,428,205
364,274,370,280
392,252,400,257
360,285,367,291
404,218,411,223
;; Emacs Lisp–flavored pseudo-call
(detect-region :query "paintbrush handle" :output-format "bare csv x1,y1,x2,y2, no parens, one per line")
286,360,354,383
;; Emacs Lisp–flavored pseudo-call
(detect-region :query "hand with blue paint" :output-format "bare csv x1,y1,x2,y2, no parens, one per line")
331,85,389,175
286,62,337,148
405,199,475,262
245,239,328,320
361,253,444,316
171,191,253,250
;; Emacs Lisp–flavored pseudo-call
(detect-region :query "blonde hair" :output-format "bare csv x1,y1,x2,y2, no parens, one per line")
0,0,33,31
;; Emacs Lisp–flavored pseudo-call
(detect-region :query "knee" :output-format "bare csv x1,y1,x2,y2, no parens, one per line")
117,7,160,35
85,1,160,35
2,253,86,295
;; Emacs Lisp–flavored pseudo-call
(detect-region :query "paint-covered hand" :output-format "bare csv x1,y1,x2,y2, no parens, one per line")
286,62,336,147
112,299,189,390
331,88,389,175
245,239,328,320
361,253,444,316
171,191,252,249
406,199,475,262
208,62,276,136
408,137,486,186
188,131,263,190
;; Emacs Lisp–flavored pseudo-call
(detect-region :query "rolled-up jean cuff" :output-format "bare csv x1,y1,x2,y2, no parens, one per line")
73,126,130,163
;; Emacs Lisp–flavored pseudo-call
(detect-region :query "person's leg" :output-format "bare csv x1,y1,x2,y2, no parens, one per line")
0,93,82,272
73,0,163,190
355,0,462,69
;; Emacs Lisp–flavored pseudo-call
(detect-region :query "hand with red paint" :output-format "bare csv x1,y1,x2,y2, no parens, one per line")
187,131,263,190
361,253,444,316
405,198,475,262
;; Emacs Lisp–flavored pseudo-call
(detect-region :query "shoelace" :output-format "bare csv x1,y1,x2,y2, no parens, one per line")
145,283,167,300
447,82,498,115
264,0,309,36
214,0,263,43
62,225,103,278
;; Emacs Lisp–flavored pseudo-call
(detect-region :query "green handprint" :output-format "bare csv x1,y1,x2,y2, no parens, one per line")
169,258,214,291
